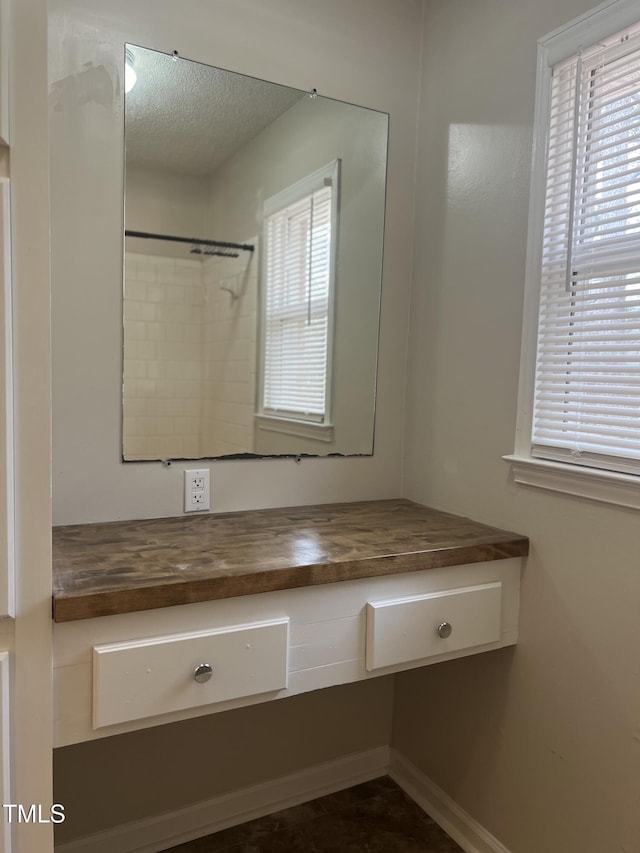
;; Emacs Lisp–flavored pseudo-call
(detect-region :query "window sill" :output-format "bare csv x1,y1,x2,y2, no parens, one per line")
255,414,334,443
503,454,640,510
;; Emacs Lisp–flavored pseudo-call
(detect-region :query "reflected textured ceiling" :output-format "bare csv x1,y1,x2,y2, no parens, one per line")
125,45,305,177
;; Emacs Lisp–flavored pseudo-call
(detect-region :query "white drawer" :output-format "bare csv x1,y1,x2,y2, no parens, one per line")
93,618,289,728
365,582,502,671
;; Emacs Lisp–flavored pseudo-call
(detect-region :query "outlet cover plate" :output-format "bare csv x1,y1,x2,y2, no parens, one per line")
184,468,210,512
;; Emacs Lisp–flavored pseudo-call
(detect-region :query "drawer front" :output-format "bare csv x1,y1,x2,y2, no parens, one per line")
366,582,502,671
93,618,288,728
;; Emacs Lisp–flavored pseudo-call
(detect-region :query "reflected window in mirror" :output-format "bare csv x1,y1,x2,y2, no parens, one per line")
122,45,388,461
260,161,338,433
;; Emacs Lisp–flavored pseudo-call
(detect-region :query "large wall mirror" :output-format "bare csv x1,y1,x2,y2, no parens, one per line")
123,45,389,461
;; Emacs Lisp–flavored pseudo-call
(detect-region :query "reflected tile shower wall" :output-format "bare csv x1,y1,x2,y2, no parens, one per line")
123,253,204,460
201,249,258,458
123,249,258,461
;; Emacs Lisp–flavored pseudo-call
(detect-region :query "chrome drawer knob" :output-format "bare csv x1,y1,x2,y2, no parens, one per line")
437,621,452,639
193,663,214,684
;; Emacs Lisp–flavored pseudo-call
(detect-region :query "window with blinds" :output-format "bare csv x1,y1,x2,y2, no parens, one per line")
532,25,640,475
260,162,338,423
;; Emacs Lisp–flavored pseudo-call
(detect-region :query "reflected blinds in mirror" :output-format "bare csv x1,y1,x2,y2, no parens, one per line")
261,162,337,423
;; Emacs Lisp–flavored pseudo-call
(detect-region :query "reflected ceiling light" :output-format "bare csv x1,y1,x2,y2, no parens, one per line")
125,48,137,94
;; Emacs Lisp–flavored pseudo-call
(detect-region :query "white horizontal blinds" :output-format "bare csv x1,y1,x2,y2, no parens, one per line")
263,184,332,421
533,28,640,474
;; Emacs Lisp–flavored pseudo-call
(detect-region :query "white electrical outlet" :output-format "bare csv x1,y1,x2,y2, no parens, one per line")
184,468,210,512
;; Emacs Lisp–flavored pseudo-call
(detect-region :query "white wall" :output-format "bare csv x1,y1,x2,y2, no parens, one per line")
10,0,55,850
49,0,422,525
396,1,640,852
125,164,209,240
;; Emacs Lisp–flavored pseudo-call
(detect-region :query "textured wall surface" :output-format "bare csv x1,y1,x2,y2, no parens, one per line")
397,1,640,852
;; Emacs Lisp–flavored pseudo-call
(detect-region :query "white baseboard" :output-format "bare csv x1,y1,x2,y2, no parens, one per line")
55,745,391,853
56,744,512,853
389,749,513,853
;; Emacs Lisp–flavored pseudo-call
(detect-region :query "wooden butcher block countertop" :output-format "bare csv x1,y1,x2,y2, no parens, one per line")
52,499,529,622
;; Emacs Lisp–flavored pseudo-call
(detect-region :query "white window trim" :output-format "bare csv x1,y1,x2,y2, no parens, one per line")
505,0,640,509
254,413,334,443
257,160,339,427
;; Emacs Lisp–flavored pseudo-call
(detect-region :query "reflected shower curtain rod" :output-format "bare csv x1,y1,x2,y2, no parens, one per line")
125,229,255,258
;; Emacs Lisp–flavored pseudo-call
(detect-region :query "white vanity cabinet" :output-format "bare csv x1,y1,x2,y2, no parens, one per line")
54,556,522,747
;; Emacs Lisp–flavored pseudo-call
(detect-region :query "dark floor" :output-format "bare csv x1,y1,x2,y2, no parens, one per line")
161,776,463,852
